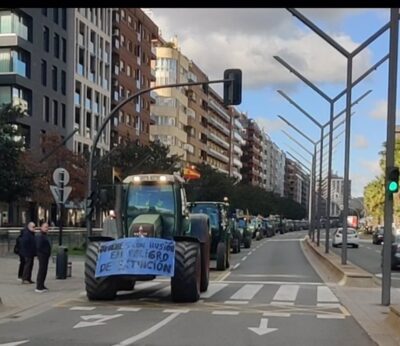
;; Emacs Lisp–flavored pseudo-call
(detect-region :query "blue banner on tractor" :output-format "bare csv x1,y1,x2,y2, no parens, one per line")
95,237,175,278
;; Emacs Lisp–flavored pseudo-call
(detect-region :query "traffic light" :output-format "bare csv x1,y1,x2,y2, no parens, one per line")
223,69,242,106
387,166,399,193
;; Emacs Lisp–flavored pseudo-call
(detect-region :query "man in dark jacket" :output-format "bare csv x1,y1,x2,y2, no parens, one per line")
20,222,36,284
35,222,51,292
15,228,25,279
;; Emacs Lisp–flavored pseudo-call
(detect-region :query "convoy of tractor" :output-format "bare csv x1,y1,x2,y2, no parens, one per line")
84,170,308,304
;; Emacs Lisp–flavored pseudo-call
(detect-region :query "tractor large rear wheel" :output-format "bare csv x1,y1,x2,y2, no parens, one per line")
216,242,226,271
171,241,201,302
85,242,117,301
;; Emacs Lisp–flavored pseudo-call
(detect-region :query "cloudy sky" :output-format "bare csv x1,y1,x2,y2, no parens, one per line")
148,8,396,197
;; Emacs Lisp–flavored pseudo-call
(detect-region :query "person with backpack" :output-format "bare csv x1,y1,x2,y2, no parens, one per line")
20,221,37,284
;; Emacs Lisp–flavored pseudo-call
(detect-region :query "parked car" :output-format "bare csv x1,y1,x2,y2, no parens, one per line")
381,233,400,269
372,227,384,245
332,227,359,248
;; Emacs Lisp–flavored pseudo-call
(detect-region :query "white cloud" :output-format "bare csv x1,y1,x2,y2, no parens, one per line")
255,117,285,133
359,159,382,176
354,134,368,149
151,9,374,90
368,99,400,120
350,159,381,197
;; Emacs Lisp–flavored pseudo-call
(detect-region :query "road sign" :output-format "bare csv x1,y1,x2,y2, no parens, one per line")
248,318,278,336
50,185,72,204
53,168,70,186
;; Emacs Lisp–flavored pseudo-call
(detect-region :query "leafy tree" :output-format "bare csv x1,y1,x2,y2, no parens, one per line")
0,104,32,204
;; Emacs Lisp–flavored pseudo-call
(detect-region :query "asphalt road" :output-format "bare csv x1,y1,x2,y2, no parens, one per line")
0,230,376,346
317,229,400,288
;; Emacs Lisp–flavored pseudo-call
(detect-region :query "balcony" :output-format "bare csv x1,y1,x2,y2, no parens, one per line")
233,144,243,156
187,108,195,118
208,99,230,122
216,167,230,175
208,132,229,149
232,170,242,180
208,116,230,136
151,46,157,58
208,148,229,163
235,119,243,130
234,131,245,145
233,158,243,169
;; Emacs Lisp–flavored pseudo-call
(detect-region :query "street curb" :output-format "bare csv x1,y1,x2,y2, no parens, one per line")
304,236,377,288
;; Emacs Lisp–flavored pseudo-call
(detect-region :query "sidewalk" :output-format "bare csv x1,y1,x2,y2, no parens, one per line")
0,254,85,322
301,238,400,346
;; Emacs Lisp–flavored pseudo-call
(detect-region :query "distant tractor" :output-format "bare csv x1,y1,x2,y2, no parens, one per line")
85,174,211,303
236,216,252,248
188,201,231,271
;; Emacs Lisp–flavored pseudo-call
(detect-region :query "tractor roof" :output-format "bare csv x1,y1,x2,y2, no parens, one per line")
123,173,185,184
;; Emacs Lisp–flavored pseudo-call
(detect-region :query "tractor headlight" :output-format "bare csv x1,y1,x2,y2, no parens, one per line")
133,176,141,183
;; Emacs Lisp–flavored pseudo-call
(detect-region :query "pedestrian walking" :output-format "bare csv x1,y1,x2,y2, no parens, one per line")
35,222,52,293
14,227,25,280
20,221,36,284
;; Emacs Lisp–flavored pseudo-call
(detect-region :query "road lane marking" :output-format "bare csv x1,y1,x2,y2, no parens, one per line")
74,314,123,329
270,302,295,306
212,311,240,315
163,309,189,313
70,307,96,311
242,256,248,261
0,341,29,346
230,284,263,300
224,300,249,304
113,312,182,346
200,283,228,298
375,250,381,253
233,274,308,278
248,318,278,336
117,307,141,312
317,286,339,302
263,312,291,317
233,263,240,270
222,280,323,285
317,314,345,319
218,271,232,281
272,285,299,301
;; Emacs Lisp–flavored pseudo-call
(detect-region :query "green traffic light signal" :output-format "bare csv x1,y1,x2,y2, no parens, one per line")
388,181,399,193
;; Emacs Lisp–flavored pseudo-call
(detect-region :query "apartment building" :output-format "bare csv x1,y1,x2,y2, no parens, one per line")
0,8,70,153
185,61,209,165
327,173,352,217
73,8,112,156
284,158,303,204
206,87,231,175
273,142,286,197
241,118,263,187
150,38,189,160
110,8,158,147
229,107,245,182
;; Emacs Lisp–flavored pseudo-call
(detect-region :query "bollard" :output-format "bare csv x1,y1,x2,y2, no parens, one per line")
67,261,72,277
56,246,68,279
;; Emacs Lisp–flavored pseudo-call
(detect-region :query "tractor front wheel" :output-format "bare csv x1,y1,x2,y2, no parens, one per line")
216,242,226,271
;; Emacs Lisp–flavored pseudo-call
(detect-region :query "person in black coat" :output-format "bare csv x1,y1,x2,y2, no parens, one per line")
20,222,36,284
35,222,52,292
15,228,25,279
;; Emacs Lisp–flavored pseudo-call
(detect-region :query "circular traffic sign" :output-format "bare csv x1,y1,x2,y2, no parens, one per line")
53,168,70,186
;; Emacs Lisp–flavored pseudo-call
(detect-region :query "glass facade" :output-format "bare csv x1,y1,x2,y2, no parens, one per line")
0,48,30,77
0,11,31,41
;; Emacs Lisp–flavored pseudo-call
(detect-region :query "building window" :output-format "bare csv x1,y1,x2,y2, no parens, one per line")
0,48,30,78
41,59,47,86
62,38,66,62
127,40,132,52
52,66,57,91
43,26,49,52
128,15,132,26
127,65,131,77
53,33,59,58
120,34,125,47
0,11,32,42
120,9,125,20
42,8,47,16
61,70,66,95
53,8,58,24
61,8,67,29
43,96,49,122
61,103,66,128
53,100,58,125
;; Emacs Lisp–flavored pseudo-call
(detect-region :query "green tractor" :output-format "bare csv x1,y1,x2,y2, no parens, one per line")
188,201,231,271
236,216,252,249
85,174,211,303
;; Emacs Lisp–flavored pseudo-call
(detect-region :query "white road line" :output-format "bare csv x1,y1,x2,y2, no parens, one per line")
270,302,295,306
248,251,253,255
163,309,189,313
263,312,291,317
242,256,248,261
317,286,339,302
117,307,141,312
70,307,96,311
230,284,263,300
272,285,299,301
317,314,345,319
150,286,170,297
222,280,323,286
224,300,249,305
200,283,228,298
233,263,240,270
113,312,182,346
212,311,240,315
0,341,30,346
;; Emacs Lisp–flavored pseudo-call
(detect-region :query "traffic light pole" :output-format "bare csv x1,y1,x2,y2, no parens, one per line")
382,8,399,307
86,76,238,236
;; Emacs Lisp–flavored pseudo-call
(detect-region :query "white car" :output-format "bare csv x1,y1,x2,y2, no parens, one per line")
332,227,359,248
